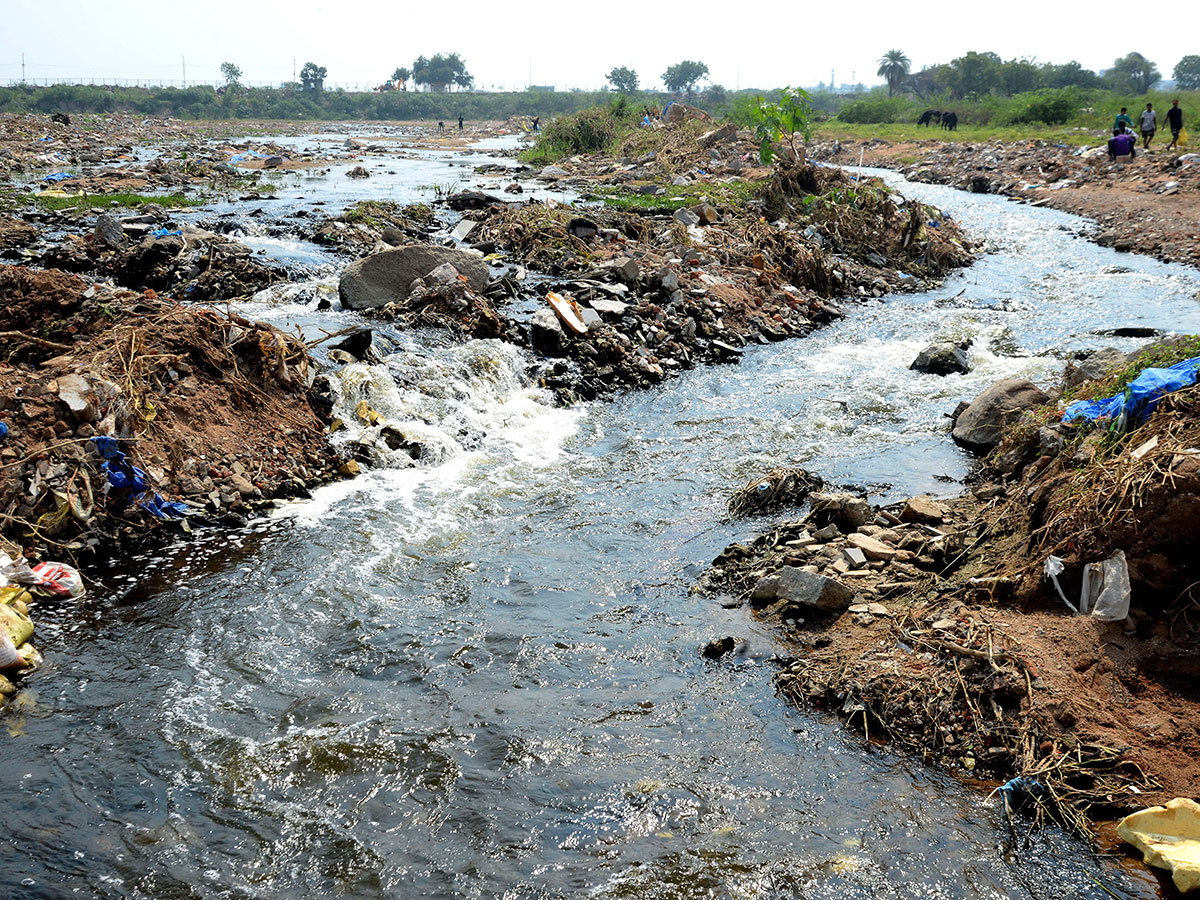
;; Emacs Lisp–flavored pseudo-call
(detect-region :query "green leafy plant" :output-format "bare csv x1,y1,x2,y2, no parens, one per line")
752,86,813,163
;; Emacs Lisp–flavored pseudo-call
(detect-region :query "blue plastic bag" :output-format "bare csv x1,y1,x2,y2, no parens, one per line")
43,172,74,182
0,421,8,440
90,436,189,520
1063,357,1200,428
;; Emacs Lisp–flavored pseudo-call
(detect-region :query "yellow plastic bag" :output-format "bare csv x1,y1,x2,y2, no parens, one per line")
1179,127,1189,147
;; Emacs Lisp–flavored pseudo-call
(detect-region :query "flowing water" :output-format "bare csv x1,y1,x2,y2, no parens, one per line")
5,151,1200,899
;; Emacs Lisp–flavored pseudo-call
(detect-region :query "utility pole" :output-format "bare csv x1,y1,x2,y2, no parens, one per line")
182,55,186,87
293,57,296,82
21,53,25,83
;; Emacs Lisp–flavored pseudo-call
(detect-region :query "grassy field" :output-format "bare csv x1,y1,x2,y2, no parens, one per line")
812,121,1106,146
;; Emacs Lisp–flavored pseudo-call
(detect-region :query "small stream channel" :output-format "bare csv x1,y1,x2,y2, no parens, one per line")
4,143,1200,899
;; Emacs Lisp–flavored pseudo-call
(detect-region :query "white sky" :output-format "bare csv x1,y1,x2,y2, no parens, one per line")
0,0,1192,92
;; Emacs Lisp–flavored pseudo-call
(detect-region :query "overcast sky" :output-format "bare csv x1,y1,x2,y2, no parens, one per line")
0,0,1192,92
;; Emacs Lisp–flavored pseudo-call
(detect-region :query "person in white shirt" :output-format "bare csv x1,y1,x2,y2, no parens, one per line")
1139,103,1157,150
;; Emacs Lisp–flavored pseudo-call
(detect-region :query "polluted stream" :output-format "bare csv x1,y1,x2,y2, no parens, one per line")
5,151,1200,899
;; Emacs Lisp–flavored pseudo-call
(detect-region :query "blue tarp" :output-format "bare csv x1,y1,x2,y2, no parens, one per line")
1063,356,1200,426
229,150,268,164
43,172,73,182
0,421,8,440
151,228,182,238
90,436,189,520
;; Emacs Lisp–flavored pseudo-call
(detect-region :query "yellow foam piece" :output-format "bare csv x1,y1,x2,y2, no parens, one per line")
1119,798,1200,893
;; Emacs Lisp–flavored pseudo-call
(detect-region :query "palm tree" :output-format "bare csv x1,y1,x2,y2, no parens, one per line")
877,50,911,98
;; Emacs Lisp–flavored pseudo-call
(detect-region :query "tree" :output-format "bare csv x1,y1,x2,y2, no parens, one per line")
1105,52,1160,94
1039,60,1102,90
412,53,473,92
998,57,1038,96
607,66,639,94
1175,55,1200,91
662,60,709,95
751,86,813,164
392,67,411,90
299,62,327,93
220,62,242,87
944,51,1002,98
876,50,910,98
705,83,727,105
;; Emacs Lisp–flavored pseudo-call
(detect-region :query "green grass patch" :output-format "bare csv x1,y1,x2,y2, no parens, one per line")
34,192,203,211
813,121,1101,146
1063,336,1200,406
521,101,643,164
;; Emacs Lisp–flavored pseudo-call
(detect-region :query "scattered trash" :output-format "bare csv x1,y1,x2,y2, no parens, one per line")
90,436,189,520
150,228,182,238
727,467,823,517
1063,357,1200,429
1080,550,1131,621
42,172,74,183
1118,798,1200,893
0,421,8,440
229,150,268,164
1043,551,1130,620
29,562,84,599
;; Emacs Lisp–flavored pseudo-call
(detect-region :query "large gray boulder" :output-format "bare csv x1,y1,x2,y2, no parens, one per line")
339,246,489,310
952,378,1049,451
1063,347,1125,389
776,566,854,612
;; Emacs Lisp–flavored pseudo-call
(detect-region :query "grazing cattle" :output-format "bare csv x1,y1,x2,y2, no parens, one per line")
917,109,942,127
941,112,958,131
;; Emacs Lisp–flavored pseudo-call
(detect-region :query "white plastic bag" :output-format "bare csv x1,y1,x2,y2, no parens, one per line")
1044,555,1077,613
1080,550,1130,621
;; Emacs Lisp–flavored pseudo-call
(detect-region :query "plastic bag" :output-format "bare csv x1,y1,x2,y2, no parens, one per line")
1080,550,1130,621
1180,128,1189,148
30,562,85,599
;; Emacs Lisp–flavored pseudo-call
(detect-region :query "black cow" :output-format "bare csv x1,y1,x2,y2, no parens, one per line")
941,112,958,131
917,109,942,127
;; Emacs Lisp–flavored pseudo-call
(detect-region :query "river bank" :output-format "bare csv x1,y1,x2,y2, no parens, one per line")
701,336,1200,843
813,137,1200,269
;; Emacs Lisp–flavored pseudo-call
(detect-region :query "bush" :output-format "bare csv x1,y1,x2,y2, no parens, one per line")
1001,89,1079,125
523,101,640,162
837,96,911,124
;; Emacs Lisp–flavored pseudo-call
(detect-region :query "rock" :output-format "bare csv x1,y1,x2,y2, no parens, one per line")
691,202,719,225
809,492,872,531
337,459,361,477
339,246,489,310
230,474,257,497
701,636,736,659
539,165,569,177
330,329,375,362
94,213,126,250
658,268,680,291
776,566,854,612
951,378,1049,451
446,191,497,211
842,546,868,569
425,262,462,286
751,575,780,602
590,298,629,318
1063,347,1126,388
899,495,946,524
697,122,738,148
609,257,639,283
530,307,565,355
813,523,841,542
968,175,992,193
51,112,70,126
567,218,599,239
846,532,896,561
673,208,701,227
910,341,969,376
380,226,404,246
263,156,285,169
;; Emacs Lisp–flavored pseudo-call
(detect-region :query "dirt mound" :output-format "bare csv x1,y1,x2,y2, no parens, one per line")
0,267,341,564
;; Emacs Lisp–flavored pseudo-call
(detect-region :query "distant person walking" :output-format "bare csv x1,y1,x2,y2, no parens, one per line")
458,115,464,132
1165,99,1184,152
1113,107,1134,134
1139,103,1157,150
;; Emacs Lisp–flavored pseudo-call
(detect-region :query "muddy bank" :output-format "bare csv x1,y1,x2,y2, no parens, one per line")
700,341,1200,836
814,138,1200,268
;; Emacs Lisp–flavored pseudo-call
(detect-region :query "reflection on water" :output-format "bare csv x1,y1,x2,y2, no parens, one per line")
5,162,1199,899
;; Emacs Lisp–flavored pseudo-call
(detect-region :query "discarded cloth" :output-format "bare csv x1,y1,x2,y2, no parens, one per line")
90,436,189,520
43,172,74,182
1063,357,1200,428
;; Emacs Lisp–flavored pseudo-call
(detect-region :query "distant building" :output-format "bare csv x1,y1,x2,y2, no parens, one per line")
529,85,555,92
